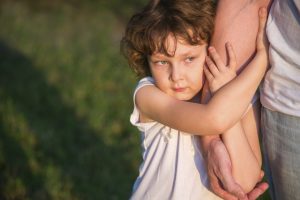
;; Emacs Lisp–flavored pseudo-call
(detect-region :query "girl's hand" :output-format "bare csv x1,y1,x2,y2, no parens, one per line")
204,43,237,94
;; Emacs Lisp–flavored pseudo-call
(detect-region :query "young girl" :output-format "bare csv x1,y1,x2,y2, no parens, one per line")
121,0,268,199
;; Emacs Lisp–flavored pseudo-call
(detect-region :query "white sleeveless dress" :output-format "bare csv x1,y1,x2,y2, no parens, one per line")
130,77,221,200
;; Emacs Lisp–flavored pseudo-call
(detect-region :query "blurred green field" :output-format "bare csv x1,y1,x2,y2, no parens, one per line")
0,0,147,199
0,0,270,199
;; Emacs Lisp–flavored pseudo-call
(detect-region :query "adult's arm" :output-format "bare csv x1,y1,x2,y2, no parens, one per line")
212,0,271,70
201,0,272,199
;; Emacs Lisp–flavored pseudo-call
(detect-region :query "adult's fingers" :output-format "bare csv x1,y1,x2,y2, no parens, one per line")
247,182,269,200
208,168,238,200
217,168,247,200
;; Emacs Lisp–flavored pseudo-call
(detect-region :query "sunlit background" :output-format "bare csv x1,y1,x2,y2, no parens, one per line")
0,0,148,199
0,0,271,199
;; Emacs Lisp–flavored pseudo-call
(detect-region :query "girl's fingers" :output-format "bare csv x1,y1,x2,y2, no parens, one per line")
203,64,214,81
226,42,237,70
208,46,226,71
206,56,220,76
256,7,268,50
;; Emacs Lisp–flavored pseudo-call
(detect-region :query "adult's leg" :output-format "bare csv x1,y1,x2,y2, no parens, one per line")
261,107,300,200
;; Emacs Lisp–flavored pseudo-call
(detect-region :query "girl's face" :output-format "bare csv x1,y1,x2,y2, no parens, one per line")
148,35,207,101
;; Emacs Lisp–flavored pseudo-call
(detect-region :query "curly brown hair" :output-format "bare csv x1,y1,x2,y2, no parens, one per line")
121,0,216,78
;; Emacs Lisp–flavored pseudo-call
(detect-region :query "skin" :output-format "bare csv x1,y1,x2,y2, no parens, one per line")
148,37,206,102
132,6,268,199
134,8,267,195
205,44,262,193
201,1,272,199
135,33,268,135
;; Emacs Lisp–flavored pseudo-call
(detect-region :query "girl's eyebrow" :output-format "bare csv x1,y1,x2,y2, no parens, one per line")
150,53,168,60
180,51,195,57
178,49,200,58
179,45,206,58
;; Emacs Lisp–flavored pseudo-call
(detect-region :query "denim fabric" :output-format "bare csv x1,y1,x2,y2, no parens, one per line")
261,107,300,200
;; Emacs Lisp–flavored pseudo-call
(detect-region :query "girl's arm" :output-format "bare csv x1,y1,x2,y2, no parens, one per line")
222,104,262,193
135,7,268,136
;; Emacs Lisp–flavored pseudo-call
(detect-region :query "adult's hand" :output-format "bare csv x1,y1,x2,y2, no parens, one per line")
205,138,269,200
246,172,269,200
205,137,246,200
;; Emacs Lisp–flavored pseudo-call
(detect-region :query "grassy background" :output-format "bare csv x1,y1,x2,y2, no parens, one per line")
0,0,270,199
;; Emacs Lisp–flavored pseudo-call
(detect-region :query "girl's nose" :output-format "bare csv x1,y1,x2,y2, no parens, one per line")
170,65,184,82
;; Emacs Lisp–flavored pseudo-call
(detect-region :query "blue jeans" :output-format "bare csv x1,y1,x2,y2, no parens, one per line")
261,107,300,200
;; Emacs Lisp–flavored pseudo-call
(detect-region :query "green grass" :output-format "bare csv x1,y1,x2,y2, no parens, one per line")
0,1,147,199
0,0,271,199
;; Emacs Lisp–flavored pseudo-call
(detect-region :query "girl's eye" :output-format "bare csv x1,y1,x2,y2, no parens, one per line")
155,60,168,65
185,57,194,63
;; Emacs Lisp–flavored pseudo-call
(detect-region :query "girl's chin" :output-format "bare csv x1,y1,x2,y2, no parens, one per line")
173,94,195,101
